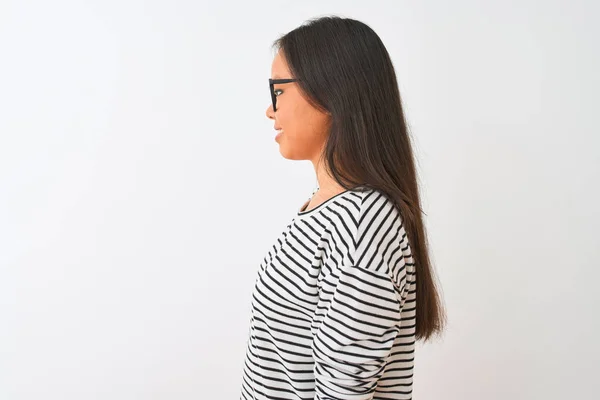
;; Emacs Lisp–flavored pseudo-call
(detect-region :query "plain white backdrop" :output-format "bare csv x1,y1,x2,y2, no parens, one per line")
1,0,598,399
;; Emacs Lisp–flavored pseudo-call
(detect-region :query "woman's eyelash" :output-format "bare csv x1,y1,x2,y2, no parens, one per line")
274,89,283,96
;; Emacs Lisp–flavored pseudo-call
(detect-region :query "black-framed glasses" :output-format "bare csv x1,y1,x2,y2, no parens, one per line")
269,78,299,111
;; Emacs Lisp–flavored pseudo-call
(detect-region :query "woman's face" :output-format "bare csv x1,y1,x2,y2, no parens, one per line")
266,50,331,161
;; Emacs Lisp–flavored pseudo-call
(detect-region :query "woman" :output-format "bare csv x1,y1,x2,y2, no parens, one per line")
240,16,445,400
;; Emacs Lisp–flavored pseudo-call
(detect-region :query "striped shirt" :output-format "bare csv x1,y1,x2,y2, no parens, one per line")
240,185,417,400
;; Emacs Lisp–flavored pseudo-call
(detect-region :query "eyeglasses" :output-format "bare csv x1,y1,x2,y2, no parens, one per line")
269,78,298,111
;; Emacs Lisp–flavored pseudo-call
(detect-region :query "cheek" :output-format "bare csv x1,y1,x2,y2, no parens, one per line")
279,104,307,136
278,112,299,140
279,101,327,147
285,123,325,156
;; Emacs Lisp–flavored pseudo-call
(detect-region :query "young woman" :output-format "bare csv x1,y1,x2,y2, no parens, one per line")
240,15,445,400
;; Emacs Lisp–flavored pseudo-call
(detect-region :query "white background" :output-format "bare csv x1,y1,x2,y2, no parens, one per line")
1,1,598,399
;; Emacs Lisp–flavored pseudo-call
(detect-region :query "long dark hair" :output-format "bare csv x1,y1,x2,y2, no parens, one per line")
272,15,446,341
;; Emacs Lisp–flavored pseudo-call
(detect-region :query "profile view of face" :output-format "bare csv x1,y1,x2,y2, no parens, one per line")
266,50,331,161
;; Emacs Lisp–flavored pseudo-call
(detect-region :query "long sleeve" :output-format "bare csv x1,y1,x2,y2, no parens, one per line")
310,190,410,399
311,262,402,399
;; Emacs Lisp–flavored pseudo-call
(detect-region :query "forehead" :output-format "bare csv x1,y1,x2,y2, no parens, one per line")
271,50,291,79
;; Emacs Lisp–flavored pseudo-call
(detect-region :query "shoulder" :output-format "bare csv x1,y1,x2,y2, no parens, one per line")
330,185,401,228
330,186,401,228
347,187,407,273
357,187,402,230
340,186,401,229
325,185,412,285
332,184,395,210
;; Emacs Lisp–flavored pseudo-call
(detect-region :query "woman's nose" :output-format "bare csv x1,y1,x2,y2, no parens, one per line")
266,104,275,120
